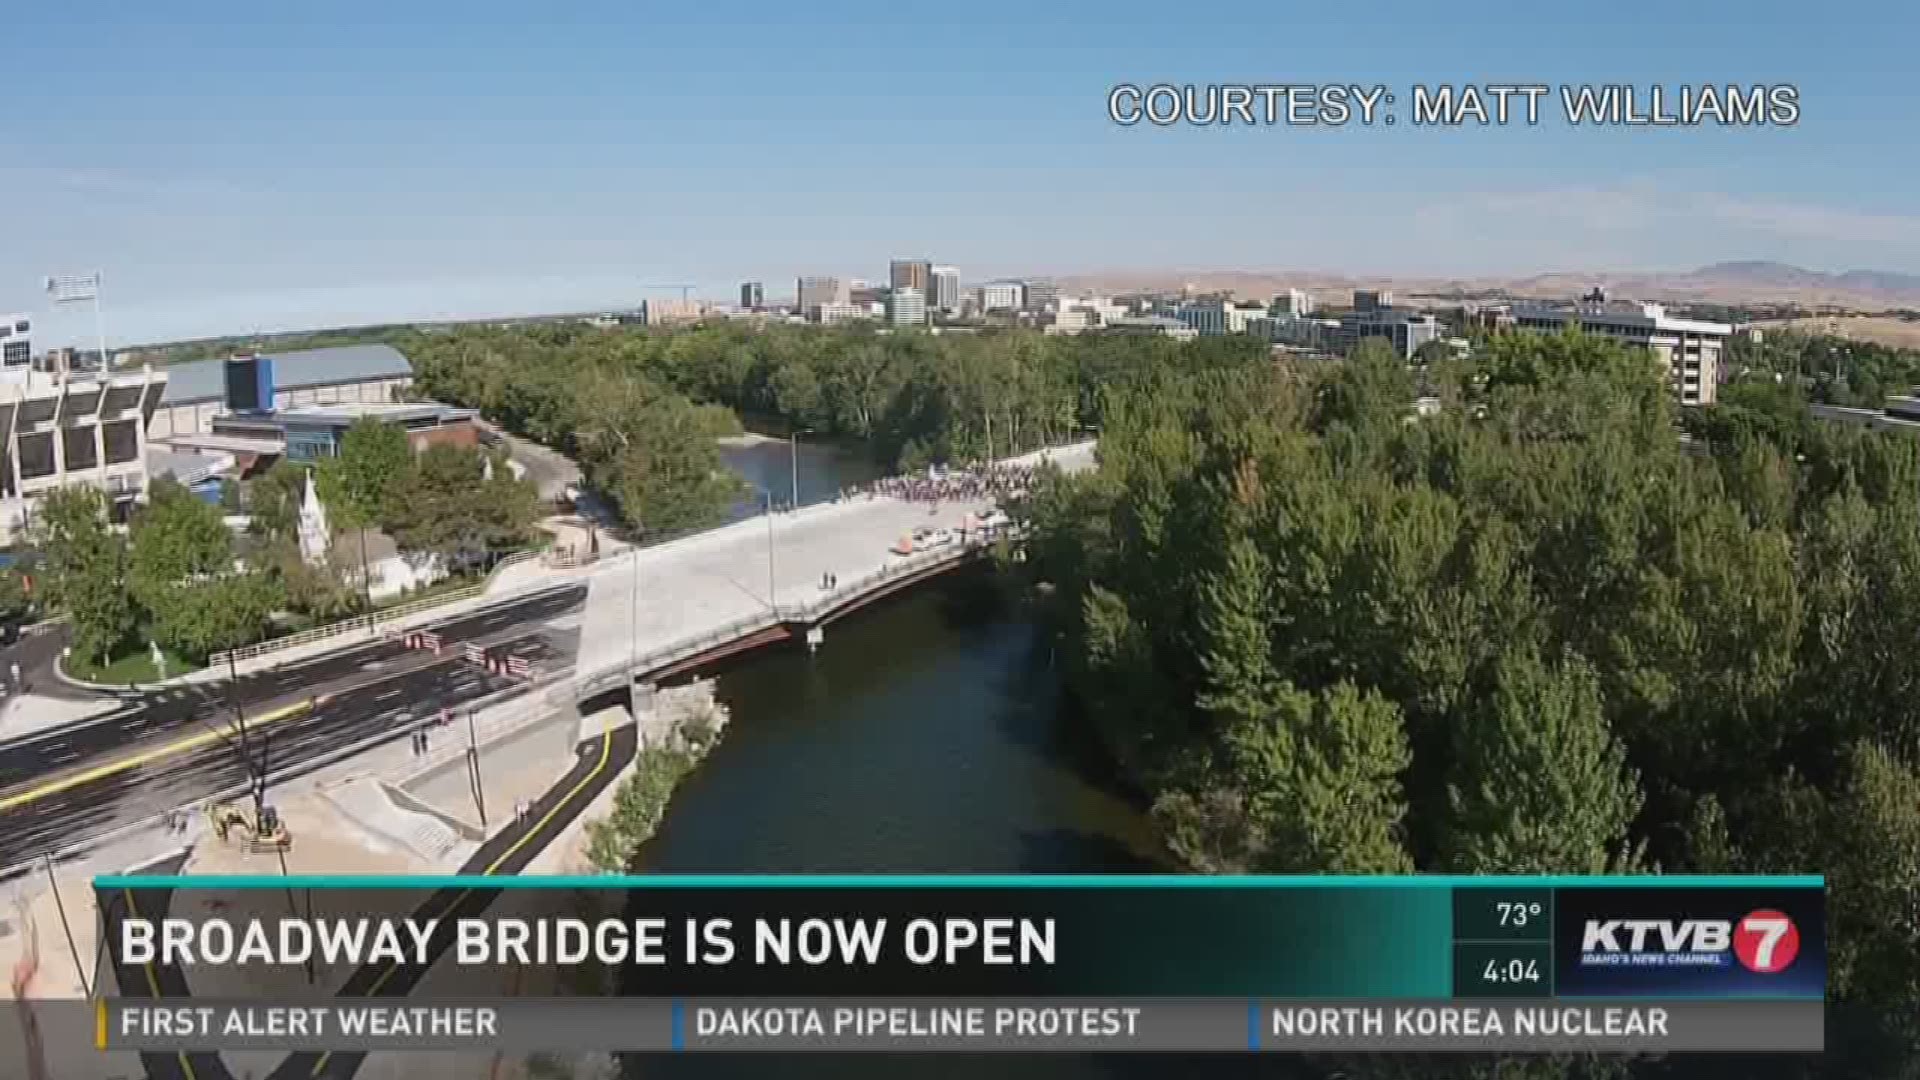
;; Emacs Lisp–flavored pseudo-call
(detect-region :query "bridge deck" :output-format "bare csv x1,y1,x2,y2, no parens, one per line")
576,442,1095,684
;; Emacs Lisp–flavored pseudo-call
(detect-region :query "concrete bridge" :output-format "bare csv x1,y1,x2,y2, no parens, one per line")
573,440,1096,699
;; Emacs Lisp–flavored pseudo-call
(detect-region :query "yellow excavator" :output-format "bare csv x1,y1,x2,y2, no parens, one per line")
206,801,292,853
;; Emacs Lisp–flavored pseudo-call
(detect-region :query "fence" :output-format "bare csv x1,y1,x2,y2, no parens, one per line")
574,528,1018,698
206,549,548,666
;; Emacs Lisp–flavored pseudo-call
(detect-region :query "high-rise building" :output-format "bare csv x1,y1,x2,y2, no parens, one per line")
979,281,1024,312
797,276,849,316
1022,280,1060,312
890,260,933,297
930,266,961,312
1279,289,1315,317
888,287,928,327
739,282,765,310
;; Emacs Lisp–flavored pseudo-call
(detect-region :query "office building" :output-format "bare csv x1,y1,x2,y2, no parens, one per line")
1100,316,1198,340
930,266,962,312
888,287,928,327
1313,292,1444,359
1279,289,1315,317
1045,309,1096,335
1507,293,1730,406
979,281,1024,312
639,297,707,326
813,301,869,326
739,282,765,311
207,402,480,464
1353,289,1395,312
1176,300,1270,336
1023,280,1060,312
797,276,850,317
0,361,168,539
149,344,415,441
890,259,933,297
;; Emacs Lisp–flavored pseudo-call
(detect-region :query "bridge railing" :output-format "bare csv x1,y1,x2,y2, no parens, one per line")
575,528,1019,697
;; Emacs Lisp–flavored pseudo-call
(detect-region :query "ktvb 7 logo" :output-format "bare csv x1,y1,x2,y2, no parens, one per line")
1579,910,1800,974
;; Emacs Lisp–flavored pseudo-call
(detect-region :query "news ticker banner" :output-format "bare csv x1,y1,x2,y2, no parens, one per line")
89,874,1825,1054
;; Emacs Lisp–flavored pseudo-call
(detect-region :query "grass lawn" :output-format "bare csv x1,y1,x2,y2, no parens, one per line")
65,644,203,685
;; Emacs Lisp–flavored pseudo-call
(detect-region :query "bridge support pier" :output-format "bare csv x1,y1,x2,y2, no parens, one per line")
805,626,825,654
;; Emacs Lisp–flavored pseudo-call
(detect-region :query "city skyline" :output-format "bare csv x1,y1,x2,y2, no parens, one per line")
4,0,1914,346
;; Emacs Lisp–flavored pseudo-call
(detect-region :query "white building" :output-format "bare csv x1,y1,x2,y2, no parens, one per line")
1279,289,1315,317
1045,309,1096,335
1508,295,1730,406
0,362,168,540
930,266,962,312
979,281,1024,312
812,301,869,325
1176,300,1270,336
888,287,928,327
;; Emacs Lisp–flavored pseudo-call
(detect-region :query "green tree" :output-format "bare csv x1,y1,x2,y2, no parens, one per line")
0,570,30,624
1444,648,1644,874
382,445,541,569
129,477,235,614
317,417,411,607
585,748,696,872
30,486,134,665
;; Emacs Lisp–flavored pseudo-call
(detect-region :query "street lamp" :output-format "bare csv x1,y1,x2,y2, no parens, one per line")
788,428,812,512
44,273,108,371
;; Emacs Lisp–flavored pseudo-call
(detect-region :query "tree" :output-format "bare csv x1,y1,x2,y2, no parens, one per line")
1444,648,1643,874
317,417,411,607
244,460,311,542
129,478,234,614
0,570,30,625
382,445,541,570
29,486,133,665
155,571,283,665
585,748,695,872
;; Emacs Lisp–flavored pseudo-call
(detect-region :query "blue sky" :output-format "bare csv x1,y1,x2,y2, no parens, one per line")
3,0,1914,346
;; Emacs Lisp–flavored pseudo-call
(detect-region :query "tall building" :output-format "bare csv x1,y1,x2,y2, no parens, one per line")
979,281,1024,312
930,266,961,312
0,362,168,539
0,314,29,372
1022,280,1060,312
739,282,764,311
890,259,933,297
1279,289,1315,317
1353,290,1394,312
797,276,849,317
1508,294,1729,406
888,287,928,327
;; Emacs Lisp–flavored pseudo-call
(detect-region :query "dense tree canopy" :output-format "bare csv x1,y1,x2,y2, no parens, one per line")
1024,326,1919,1076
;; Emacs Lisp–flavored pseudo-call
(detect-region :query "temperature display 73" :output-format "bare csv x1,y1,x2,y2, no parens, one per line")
1451,886,1554,998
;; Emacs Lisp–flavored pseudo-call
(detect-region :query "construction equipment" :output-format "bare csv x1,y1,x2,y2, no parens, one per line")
206,801,292,853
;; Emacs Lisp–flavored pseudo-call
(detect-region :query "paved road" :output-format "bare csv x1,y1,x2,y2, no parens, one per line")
0,629,568,871
105,717,639,1080
0,583,586,792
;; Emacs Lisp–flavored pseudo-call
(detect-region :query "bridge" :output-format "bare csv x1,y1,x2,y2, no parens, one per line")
573,440,1096,700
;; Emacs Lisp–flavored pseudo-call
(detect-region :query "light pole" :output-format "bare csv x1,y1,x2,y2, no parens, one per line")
44,273,108,371
764,488,776,608
788,427,812,511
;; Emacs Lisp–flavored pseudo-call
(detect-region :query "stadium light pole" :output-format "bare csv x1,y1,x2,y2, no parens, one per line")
44,273,108,370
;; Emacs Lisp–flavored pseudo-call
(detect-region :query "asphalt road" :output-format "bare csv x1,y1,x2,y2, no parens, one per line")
0,582,586,793
104,718,638,1080
0,629,568,870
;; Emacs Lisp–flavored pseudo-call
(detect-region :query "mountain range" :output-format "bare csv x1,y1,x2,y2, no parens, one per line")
1055,262,1920,311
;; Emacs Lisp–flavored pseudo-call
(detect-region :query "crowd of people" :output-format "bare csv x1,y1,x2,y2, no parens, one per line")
850,461,1042,507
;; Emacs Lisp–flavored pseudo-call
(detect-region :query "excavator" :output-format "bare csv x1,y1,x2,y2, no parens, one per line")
207,801,292,853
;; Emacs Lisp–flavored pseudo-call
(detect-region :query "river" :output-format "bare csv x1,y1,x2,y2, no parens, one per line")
621,441,1207,1078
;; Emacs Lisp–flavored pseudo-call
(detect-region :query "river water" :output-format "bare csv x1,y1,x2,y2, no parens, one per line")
622,442,1193,1078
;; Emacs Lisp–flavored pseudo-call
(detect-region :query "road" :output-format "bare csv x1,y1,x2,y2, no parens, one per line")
0,583,585,792
0,586,586,873
104,717,639,1080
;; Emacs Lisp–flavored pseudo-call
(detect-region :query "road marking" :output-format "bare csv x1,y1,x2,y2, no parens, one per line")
0,697,317,813
125,889,199,1080
311,714,616,1078
374,689,404,702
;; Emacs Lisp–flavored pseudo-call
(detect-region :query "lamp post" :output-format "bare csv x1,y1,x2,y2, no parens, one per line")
764,489,776,608
788,427,812,511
